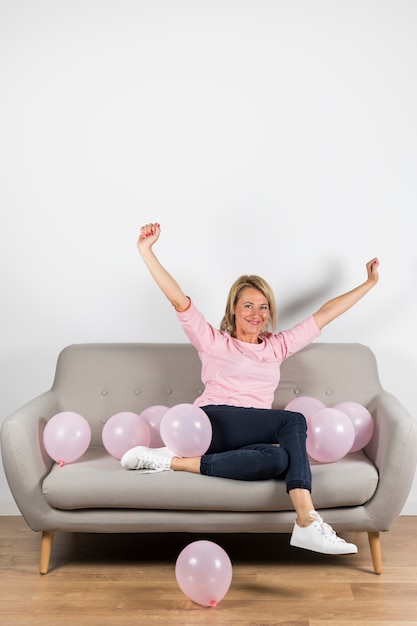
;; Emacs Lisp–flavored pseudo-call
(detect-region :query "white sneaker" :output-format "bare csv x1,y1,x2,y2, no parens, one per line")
290,511,358,555
120,446,175,472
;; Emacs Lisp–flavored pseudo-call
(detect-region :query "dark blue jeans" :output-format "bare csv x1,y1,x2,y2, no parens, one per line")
199,405,312,492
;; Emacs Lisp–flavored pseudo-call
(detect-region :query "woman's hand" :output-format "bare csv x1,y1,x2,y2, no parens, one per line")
137,223,161,256
366,257,379,286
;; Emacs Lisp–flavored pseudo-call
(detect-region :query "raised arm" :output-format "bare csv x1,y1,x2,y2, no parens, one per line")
137,223,190,312
313,258,379,330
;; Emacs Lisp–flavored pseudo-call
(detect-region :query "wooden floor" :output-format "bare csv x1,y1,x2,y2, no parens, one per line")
0,516,416,626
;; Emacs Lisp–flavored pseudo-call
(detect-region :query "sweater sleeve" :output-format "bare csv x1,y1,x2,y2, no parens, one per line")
176,300,219,351
274,315,322,361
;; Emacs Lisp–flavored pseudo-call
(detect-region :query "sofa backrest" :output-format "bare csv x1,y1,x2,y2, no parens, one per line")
52,342,383,446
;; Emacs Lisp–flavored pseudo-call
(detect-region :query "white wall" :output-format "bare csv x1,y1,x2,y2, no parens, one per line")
1,0,416,515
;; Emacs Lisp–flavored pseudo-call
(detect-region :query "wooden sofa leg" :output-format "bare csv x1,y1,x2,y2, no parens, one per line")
368,531,382,575
39,530,54,575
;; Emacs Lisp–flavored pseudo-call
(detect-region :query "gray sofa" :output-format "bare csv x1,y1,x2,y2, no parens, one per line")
2,342,417,575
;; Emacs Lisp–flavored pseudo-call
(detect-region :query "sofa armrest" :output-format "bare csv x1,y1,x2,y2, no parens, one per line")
364,391,417,529
1,391,62,530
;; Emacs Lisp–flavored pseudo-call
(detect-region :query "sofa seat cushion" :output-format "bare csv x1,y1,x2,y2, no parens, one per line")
42,447,378,512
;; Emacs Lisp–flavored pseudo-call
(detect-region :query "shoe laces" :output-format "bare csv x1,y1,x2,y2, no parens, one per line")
312,514,347,544
141,453,165,469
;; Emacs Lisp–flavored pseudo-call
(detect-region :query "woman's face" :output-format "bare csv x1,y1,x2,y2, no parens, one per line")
233,287,270,343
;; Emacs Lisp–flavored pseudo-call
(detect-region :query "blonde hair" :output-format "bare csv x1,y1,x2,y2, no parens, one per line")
220,275,277,336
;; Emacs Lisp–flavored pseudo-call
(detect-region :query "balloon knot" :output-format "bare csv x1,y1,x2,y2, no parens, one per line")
59,460,65,467
210,600,217,607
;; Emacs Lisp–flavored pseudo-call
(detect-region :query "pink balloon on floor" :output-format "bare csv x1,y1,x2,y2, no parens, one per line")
139,405,169,447
307,408,355,463
175,540,233,607
333,401,374,452
43,412,91,466
285,396,326,418
102,412,151,460
160,403,212,457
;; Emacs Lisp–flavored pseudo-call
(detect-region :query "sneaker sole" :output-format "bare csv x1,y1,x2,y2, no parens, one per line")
290,538,358,555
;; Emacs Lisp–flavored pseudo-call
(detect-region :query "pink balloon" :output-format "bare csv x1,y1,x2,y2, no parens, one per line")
102,412,151,460
160,404,212,457
285,396,325,418
175,540,233,607
333,401,374,452
43,412,91,466
307,408,355,463
139,405,169,447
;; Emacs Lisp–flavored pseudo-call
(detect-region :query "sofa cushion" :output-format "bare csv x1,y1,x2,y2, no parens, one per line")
42,447,378,512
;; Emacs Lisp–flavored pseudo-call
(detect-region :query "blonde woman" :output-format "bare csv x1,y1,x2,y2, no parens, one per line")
122,223,379,555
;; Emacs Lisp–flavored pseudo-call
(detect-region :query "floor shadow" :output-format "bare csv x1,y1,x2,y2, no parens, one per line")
49,531,364,571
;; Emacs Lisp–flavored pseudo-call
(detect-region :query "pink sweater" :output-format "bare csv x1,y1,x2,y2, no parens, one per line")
177,301,321,409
